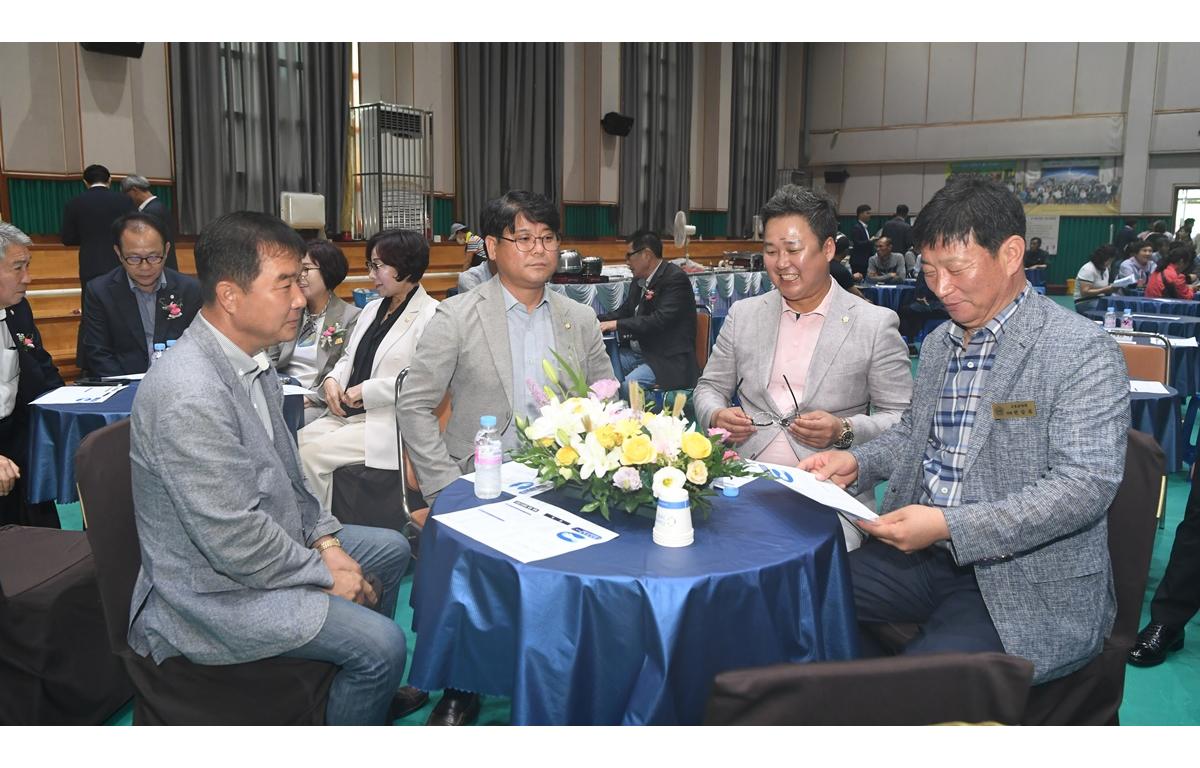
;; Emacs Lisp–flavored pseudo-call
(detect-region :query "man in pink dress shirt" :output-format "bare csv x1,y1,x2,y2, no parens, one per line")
693,185,913,548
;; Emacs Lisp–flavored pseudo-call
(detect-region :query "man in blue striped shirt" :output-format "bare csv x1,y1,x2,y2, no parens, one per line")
803,176,1128,684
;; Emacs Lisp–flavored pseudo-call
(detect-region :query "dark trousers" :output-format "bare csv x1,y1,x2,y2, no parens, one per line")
851,538,1004,656
1150,467,1200,629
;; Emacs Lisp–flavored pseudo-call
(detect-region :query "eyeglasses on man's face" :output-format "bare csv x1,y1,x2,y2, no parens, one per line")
122,254,164,266
498,233,561,253
736,375,800,427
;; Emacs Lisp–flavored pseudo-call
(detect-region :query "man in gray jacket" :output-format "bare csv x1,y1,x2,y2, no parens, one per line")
802,176,1128,684
127,211,424,724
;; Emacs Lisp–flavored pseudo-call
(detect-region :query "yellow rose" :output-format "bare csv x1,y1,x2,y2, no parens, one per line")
681,431,713,460
594,424,620,449
686,460,708,485
537,437,555,448
555,446,580,466
620,435,657,465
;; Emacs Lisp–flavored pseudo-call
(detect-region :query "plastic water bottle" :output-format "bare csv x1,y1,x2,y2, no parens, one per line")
473,415,503,499
1103,307,1117,329
150,342,166,366
1121,308,1134,330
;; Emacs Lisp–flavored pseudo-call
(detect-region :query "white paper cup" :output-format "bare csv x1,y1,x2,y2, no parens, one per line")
653,488,694,547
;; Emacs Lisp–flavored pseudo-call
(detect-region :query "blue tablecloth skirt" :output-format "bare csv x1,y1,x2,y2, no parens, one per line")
28,383,305,504
408,477,859,724
1130,389,1181,473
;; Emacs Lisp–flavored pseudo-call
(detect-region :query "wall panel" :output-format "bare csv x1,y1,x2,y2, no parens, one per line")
972,43,1025,121
1021,42,1077,118
926,43,975,124
841,43,885,129
1075,42,1128,115
807,43,843,131
882,43,929,126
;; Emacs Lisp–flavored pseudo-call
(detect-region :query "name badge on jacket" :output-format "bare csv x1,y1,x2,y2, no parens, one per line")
992,401,1037,420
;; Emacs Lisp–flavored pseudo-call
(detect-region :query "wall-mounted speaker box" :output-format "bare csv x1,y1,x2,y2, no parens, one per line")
601,112,634,137
80,43,145,58
824,170,850,184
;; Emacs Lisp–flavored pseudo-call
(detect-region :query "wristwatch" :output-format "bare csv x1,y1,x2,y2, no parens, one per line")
832,418,854,449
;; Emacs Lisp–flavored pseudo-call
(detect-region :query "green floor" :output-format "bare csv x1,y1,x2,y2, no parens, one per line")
72,294,1200,724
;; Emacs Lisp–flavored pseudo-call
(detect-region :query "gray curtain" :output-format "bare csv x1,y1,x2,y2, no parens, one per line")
456,43,563,229
170,42,350,236
618,43,692,236
728,42,780,238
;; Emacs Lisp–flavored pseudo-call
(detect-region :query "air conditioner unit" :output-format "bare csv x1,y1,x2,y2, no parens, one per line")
280,192,326,230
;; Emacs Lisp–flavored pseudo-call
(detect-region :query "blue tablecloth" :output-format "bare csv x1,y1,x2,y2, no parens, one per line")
28,382,305,504
408,477,859,725
861,284,914,312
1025,268,1046,287
1085,311,1200,342
1130,387,1181,474
1097,296,1200,318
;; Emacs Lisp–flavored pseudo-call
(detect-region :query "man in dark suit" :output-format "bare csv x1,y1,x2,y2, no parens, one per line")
79,213,202,378
120,174,178,272
880,204,913,255
61,164,135,288
1114,219,1138,254
0,223,65,528
849,204,875,279
598,230,699,397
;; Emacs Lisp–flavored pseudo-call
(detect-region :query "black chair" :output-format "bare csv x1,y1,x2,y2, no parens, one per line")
0,525,133,724
866,429,1163,725
76,419,336,725
704,652,1034,725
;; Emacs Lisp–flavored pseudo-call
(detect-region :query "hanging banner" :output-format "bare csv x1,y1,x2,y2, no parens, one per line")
1018,158,1121,215
947,161,1018,189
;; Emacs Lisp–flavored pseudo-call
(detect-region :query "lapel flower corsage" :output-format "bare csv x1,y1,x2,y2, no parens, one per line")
320,322,348,349
642,288,655,302
159,294,183,320
14,332,35,351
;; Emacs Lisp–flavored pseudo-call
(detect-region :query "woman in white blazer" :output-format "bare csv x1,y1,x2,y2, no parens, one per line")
298,230,438,511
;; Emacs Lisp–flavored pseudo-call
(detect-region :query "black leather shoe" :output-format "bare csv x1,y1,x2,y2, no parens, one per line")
426,689,481,726
389,686,430,720
1128,623,1185,667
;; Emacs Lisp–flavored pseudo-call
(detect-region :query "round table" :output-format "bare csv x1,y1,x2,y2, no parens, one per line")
1097,296,1200,318
407,477,859,725
27,382,305,504
860,284,914,312
1130,386,1181,473
1085,311,1200,342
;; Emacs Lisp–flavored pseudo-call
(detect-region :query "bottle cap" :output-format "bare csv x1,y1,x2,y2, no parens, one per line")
480,415,497,428
166,339,177,347
153,343,166,350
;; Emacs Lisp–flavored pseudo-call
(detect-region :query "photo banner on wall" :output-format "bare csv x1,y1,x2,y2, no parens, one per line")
1018,158,1121,215
946,158,1121,216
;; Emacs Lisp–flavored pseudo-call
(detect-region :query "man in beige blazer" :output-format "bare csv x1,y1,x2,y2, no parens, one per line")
693,185,913,549
397,190,613,726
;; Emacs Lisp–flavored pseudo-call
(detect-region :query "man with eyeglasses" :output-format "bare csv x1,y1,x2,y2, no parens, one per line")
399,189,612,725
598,230,698,398
693,185,913,550
78,212,202,377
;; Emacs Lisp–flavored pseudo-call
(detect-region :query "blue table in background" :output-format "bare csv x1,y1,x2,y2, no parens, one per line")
1097,296,1200,318
1130,387,1182,473
1085,311,1200,342
860,284,914,312
408,478,859,724
27,382,305,505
